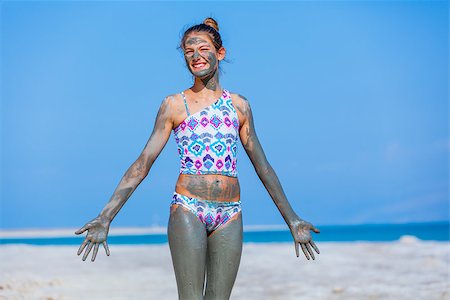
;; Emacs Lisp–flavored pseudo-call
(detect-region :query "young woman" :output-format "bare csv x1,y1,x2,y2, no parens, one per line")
76,17,320,299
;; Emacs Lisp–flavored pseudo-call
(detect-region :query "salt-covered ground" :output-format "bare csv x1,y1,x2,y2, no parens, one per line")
0,239,448,299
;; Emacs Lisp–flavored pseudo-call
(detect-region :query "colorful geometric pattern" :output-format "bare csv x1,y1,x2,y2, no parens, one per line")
173,89,239,177
171,192,241,236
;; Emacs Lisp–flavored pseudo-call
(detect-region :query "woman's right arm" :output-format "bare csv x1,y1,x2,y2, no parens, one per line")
75,96,175,261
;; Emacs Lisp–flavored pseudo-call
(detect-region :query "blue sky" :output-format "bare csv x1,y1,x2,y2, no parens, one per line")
1,1,448,229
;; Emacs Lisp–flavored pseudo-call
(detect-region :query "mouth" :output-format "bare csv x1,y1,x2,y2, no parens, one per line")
192,61,208,70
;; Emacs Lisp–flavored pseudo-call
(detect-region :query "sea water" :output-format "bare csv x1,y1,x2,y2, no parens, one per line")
0,222,448,245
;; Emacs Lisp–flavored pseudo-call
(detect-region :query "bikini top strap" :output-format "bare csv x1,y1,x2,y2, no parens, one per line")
181,92,190,116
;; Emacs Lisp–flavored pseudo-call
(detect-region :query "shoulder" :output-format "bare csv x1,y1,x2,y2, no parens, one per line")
230,92,249,104
160,93,185,112
160,93,188,126
229,92,251,115
152,93,185,122
161,93,181,107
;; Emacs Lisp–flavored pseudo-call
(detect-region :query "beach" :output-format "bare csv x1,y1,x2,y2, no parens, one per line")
0,237,448,300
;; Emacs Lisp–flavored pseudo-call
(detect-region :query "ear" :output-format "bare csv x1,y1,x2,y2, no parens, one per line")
217,47,226,61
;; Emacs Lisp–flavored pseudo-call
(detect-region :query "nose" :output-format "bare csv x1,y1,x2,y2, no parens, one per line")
193,50,200,59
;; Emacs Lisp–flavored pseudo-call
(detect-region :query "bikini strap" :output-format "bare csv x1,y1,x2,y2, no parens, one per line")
181,92,190,116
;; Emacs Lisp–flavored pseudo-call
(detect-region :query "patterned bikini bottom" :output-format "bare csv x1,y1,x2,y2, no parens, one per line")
171,192,242,236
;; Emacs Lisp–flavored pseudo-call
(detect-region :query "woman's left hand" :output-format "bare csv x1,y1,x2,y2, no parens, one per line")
288,218,320,260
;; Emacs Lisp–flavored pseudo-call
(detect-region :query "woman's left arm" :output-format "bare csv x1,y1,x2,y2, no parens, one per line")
234,94,320,260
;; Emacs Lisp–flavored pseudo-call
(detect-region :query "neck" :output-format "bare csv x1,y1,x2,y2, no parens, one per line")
192,71,221,92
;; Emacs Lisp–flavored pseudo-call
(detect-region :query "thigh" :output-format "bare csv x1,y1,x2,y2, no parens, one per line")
205,213,243,300
168,205,207,300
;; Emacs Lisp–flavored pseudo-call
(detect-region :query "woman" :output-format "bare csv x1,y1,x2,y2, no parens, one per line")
76,17,320,299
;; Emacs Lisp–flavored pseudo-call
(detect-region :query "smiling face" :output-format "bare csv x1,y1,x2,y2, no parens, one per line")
183,33,225,78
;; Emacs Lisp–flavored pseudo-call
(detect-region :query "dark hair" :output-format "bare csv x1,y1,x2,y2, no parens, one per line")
180,17,223,51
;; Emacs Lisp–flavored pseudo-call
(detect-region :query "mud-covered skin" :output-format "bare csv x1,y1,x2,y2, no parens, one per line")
76,32,230,262
205,213,243,299
168,205,207,299
76,95,175,261
175,174,240,202
183,34,222,91
232,93,320,259
76,30,318,270
168,205,242,300
75,215,111,261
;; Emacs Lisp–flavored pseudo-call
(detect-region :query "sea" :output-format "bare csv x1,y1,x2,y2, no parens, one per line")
0,222,448,245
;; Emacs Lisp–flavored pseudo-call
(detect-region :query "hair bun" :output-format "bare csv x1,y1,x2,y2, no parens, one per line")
203,17,219,32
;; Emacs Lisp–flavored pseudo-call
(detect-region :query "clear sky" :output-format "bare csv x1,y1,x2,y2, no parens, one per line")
1,1,448,229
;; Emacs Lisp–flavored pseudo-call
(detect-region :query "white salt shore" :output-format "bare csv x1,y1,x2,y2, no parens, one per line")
0,240,448,300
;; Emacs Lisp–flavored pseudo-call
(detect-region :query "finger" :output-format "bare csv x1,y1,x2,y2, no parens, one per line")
82,242,94,261
310,240,320,254
91,243,100,262
312,226,320,234
301,244,310,260
77,239,89,256
75,225,89,235
103,241,110,256
294,241,299,257
306,243,315,260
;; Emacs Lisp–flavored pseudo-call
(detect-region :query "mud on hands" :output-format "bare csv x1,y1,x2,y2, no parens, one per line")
74,96,174,262
75,215,111,262
288,218,320,260
235,94,321,260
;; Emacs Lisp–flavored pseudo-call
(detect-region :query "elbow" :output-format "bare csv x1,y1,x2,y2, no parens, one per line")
141,163,152,179
136,160,153,180
254,162,273,178
125,156,152,183
137,169,150,181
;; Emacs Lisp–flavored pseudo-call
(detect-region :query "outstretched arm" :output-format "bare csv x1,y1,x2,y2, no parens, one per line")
76,96,174,261
235,95,320,260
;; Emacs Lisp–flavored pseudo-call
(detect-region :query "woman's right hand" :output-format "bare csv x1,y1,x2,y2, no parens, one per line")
75,216,111,262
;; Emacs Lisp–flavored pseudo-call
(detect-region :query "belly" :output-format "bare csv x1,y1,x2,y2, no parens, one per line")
175,174,240,202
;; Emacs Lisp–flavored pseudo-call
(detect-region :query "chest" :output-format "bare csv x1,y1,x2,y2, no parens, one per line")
174,97,239,137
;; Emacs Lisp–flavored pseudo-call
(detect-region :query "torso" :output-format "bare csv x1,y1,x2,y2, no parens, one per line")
175,174,240,202
171,89,244,202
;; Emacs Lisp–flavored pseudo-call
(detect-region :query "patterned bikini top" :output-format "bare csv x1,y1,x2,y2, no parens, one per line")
173,89,239,177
